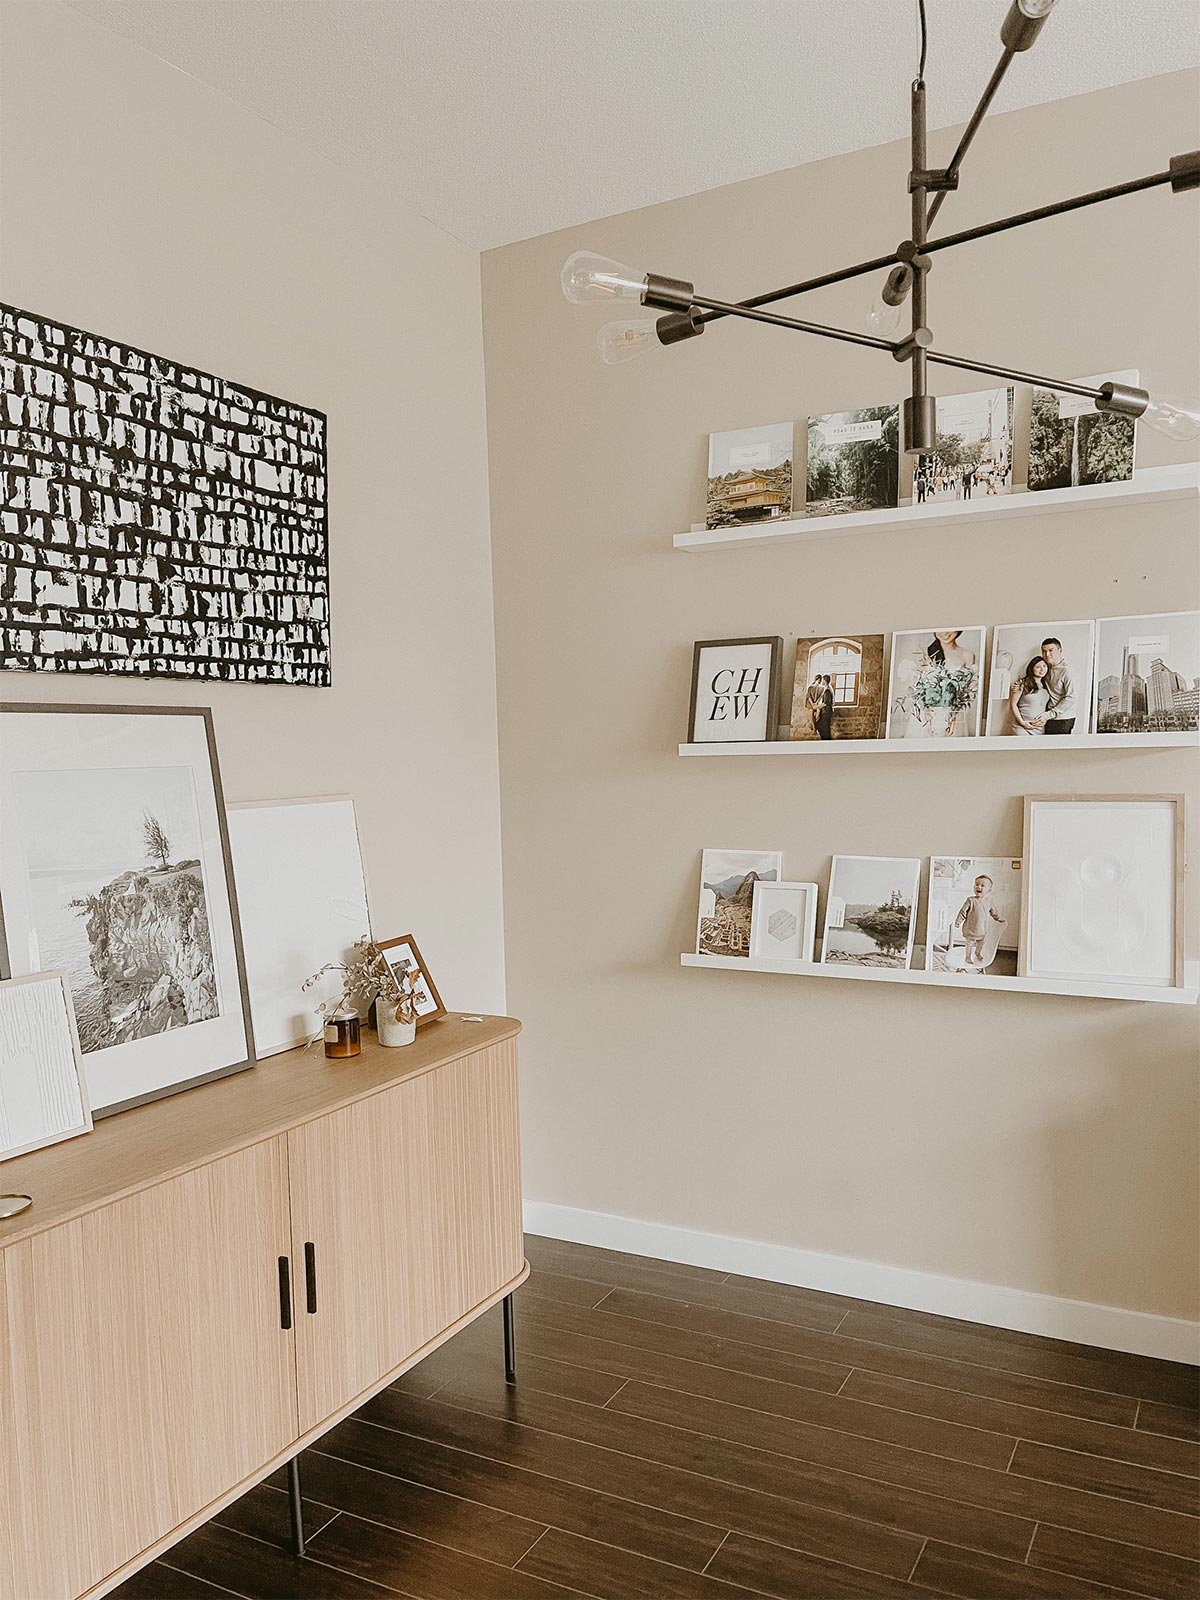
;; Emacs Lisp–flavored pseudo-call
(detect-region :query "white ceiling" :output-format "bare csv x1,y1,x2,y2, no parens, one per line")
68,0,1200,250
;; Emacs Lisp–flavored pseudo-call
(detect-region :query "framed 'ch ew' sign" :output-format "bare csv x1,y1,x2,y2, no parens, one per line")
688,637,783,744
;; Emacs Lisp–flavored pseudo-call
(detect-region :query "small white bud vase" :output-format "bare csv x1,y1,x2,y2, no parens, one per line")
376,1003,417,1047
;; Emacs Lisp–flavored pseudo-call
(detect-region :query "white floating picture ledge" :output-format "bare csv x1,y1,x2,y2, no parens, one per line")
681,952,1199,1006
673,462,1200,552
680,732,1199,757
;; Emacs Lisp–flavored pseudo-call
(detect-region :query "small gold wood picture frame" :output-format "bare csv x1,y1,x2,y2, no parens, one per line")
375,935,446,1027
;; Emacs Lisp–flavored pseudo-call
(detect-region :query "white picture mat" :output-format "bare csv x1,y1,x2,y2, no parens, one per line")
886,627,986,740
0,971,92,1160
692,643,774,742
378,938,440,1019
1025,801,1178,985
0,710,249,1114
984,620,1096,736
708,422,793,479
228,798,372,1056
820,855,921,970
750,881,818,961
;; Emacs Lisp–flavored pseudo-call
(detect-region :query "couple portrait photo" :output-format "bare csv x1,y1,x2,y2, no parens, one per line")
788,634,886,741
986,620,1096,736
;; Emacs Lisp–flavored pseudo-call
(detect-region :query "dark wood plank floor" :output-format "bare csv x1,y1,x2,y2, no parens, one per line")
114,1235,1200,1599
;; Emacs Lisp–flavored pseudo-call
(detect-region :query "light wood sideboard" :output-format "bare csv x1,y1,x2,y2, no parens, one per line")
0,1014,526,1600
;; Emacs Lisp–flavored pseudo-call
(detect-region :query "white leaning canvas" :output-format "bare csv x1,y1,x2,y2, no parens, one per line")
227,797,372,1056
0,971,92,1160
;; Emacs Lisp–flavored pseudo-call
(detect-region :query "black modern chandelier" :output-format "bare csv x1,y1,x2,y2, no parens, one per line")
561,0,1200,450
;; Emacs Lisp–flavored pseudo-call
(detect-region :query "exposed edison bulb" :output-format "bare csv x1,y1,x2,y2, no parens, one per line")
1141,397,1200,442
866,296,905,337
561,251,648,306
1017,0,1057,15
596,320,658,365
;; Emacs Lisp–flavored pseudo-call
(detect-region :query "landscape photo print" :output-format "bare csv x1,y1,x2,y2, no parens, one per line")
0,704,252,1113
821,855,921,970
10,763,218,1053
695,848,782,958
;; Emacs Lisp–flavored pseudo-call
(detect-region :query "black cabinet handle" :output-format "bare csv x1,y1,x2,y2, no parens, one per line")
278,1255,293,1330
304,1242,317,1314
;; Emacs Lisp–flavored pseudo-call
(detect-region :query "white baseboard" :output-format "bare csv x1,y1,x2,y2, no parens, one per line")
522,1200,1199,1365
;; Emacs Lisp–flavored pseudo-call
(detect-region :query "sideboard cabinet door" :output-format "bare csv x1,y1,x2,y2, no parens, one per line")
288,1037,523,1433
0,1136,296,1600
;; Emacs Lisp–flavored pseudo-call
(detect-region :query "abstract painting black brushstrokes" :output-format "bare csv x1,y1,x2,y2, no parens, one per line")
0,303,329,684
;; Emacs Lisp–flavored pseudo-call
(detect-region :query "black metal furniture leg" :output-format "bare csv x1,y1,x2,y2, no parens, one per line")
502,1291,516,1384
287,1454,305,1557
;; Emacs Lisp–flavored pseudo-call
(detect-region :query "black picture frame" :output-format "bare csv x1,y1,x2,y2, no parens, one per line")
688,636,783,743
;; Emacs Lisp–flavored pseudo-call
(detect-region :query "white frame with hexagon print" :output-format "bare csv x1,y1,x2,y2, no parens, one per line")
750,880,819,963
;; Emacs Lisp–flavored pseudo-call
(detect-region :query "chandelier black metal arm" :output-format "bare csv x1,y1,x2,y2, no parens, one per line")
656,160,1193,341
563,0,1200,446
675,291,1131,412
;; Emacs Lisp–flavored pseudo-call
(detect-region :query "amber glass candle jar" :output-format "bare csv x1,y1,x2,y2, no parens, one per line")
323,1013,361,1059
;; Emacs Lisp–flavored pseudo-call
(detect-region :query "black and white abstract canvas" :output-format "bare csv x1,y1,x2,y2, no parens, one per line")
0,303,329,684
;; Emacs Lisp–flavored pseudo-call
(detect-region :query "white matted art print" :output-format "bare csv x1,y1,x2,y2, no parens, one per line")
750,881,818,962
1020,796,1184,987
0,704,252,1115
926,857,1021,978
985,620,1095,737
0,970,92,1160
696,849,782,958
1094,612,1200,735
820,855,920,970
886,627,985,740
227,797,372,1057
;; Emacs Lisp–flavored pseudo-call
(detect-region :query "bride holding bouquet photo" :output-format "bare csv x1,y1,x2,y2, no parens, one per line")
886,627,984,739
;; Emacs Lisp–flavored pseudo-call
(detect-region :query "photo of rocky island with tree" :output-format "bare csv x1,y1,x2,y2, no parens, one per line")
13,765,218,1053
696,848,782,958
821,854,920,969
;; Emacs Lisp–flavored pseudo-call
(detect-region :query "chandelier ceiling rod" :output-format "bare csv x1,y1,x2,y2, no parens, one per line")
561,0,1200,446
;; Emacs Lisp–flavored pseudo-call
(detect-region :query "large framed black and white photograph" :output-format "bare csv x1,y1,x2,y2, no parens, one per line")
688,637,783,743
0,303,329,685
0,703,253,1114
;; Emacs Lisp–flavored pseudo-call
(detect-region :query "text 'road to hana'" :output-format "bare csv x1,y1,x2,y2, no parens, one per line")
0,304,330,685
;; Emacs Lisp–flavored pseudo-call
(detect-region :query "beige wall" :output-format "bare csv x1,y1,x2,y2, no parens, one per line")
0,2,506,1014
484,72,1200,1320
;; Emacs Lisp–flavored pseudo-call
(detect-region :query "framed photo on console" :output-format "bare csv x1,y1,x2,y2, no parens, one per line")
375,935,446,1026
1019,794,1185,988
0,704,253,1115
688,638,783,743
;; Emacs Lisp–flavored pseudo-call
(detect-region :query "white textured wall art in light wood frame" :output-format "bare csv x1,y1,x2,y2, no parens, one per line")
1019,794,1186,988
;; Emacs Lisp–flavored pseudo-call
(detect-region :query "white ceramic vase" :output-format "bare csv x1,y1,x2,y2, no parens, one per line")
376,1003,417,1047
